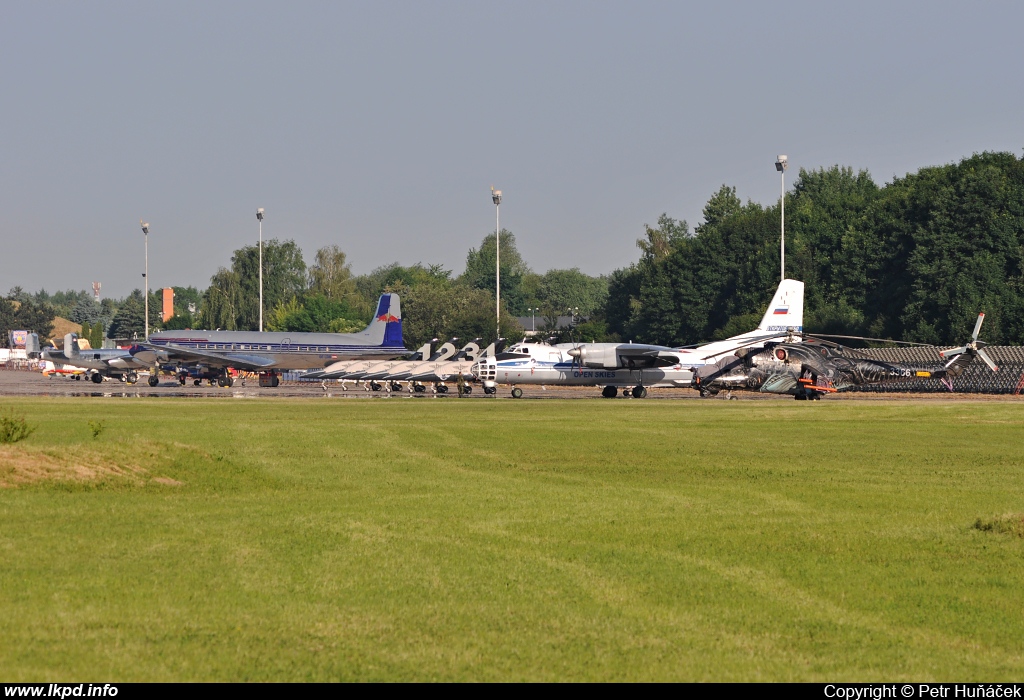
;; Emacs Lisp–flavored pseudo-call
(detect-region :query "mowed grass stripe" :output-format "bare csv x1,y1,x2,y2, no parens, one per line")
0,398,1022,680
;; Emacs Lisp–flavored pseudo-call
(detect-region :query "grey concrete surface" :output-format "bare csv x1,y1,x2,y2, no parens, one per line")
3,368,1022,402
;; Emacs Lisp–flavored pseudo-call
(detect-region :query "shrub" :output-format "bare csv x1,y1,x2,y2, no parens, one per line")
0,411,35,444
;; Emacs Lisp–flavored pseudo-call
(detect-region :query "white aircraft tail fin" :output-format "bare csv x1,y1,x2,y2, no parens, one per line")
756,279,804,333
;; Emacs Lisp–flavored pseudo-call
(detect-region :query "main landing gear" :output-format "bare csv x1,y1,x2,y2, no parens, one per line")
602,385,646,398
511,387,523,399
148,374,159,387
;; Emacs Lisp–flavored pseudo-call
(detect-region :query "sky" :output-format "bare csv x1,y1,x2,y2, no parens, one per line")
2,1,1022,299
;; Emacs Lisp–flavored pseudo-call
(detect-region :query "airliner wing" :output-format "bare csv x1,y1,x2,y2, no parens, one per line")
136,343,277,370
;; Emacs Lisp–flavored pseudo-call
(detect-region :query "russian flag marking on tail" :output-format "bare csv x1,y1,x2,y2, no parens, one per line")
757,280,804,332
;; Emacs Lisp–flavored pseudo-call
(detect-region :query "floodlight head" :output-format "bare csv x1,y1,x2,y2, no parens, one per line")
256,207,265,221
140,220,149,234
775,155,788,172
492,188,502,206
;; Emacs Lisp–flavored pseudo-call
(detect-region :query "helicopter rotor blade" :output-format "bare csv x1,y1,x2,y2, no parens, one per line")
938,346,968,359
976,347,999,372
803,333,934,347
972,313,985,342
699,333,788,361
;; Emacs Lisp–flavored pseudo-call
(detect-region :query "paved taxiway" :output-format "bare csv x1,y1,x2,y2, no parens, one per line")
2,369,1021,401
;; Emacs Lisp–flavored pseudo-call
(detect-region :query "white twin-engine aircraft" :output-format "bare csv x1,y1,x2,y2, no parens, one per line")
471,279,804,398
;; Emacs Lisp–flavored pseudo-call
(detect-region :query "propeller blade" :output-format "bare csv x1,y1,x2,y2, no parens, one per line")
977,347,999,372
938,346,968,358
972,313,985,342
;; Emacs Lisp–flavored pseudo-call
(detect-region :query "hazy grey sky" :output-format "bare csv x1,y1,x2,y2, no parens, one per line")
2,1,1022,298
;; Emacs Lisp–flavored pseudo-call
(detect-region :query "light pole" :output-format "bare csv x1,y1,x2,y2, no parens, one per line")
528,307,537,332
256,208,265,332
775,155,788,281
491,187,502,337
140,220,149,339
568,307,580,327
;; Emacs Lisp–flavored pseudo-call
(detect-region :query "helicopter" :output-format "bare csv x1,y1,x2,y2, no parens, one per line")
691,313,998,400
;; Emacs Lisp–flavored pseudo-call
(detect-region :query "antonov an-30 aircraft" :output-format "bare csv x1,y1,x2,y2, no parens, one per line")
131,293,406,387
471,279,803,398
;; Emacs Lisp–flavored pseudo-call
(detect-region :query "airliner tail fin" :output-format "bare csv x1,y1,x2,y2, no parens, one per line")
756,279,804,333
359,294,403,347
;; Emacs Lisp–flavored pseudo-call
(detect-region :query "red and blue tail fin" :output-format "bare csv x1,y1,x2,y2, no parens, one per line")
361,293,403,348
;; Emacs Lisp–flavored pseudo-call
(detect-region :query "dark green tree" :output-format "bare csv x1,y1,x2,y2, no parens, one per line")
107,290,159,340
69,298,103,324
529,269,609,318
11,299,55,342
399,280,520,348
461,230,531,314
231,239,307,331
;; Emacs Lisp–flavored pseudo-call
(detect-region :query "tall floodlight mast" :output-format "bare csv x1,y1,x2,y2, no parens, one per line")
775,155,788,281
257,208,265,332
491,187,502,337
140,220,150,340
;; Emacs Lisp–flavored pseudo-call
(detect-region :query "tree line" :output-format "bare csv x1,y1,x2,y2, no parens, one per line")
4,150,1023,349
606,151,1024,347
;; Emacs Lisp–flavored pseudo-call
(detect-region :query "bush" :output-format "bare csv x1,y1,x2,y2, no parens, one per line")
0,411,35,444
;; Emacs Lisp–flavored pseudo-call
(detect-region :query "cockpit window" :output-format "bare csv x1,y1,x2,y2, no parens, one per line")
495,352,531,360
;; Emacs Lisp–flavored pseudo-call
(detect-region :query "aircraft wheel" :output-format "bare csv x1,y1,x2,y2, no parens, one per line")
794,393,807,401
225,376,234,388
511,387,523,399
602,386,618,399
413,385,426,394
370,381,381,392
463,386,472,395
193,379,201,386
436,385,449,394
148,375,159,387
91,373,103,384
631,386,647,399
73,375,80,380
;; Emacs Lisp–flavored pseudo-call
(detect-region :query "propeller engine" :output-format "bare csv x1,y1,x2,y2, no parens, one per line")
938,313,999,373
566,345,618,369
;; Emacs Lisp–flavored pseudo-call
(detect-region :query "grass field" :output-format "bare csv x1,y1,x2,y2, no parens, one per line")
1,397,1024,681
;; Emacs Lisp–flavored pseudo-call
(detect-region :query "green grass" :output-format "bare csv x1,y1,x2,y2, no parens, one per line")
2,397,1024,681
